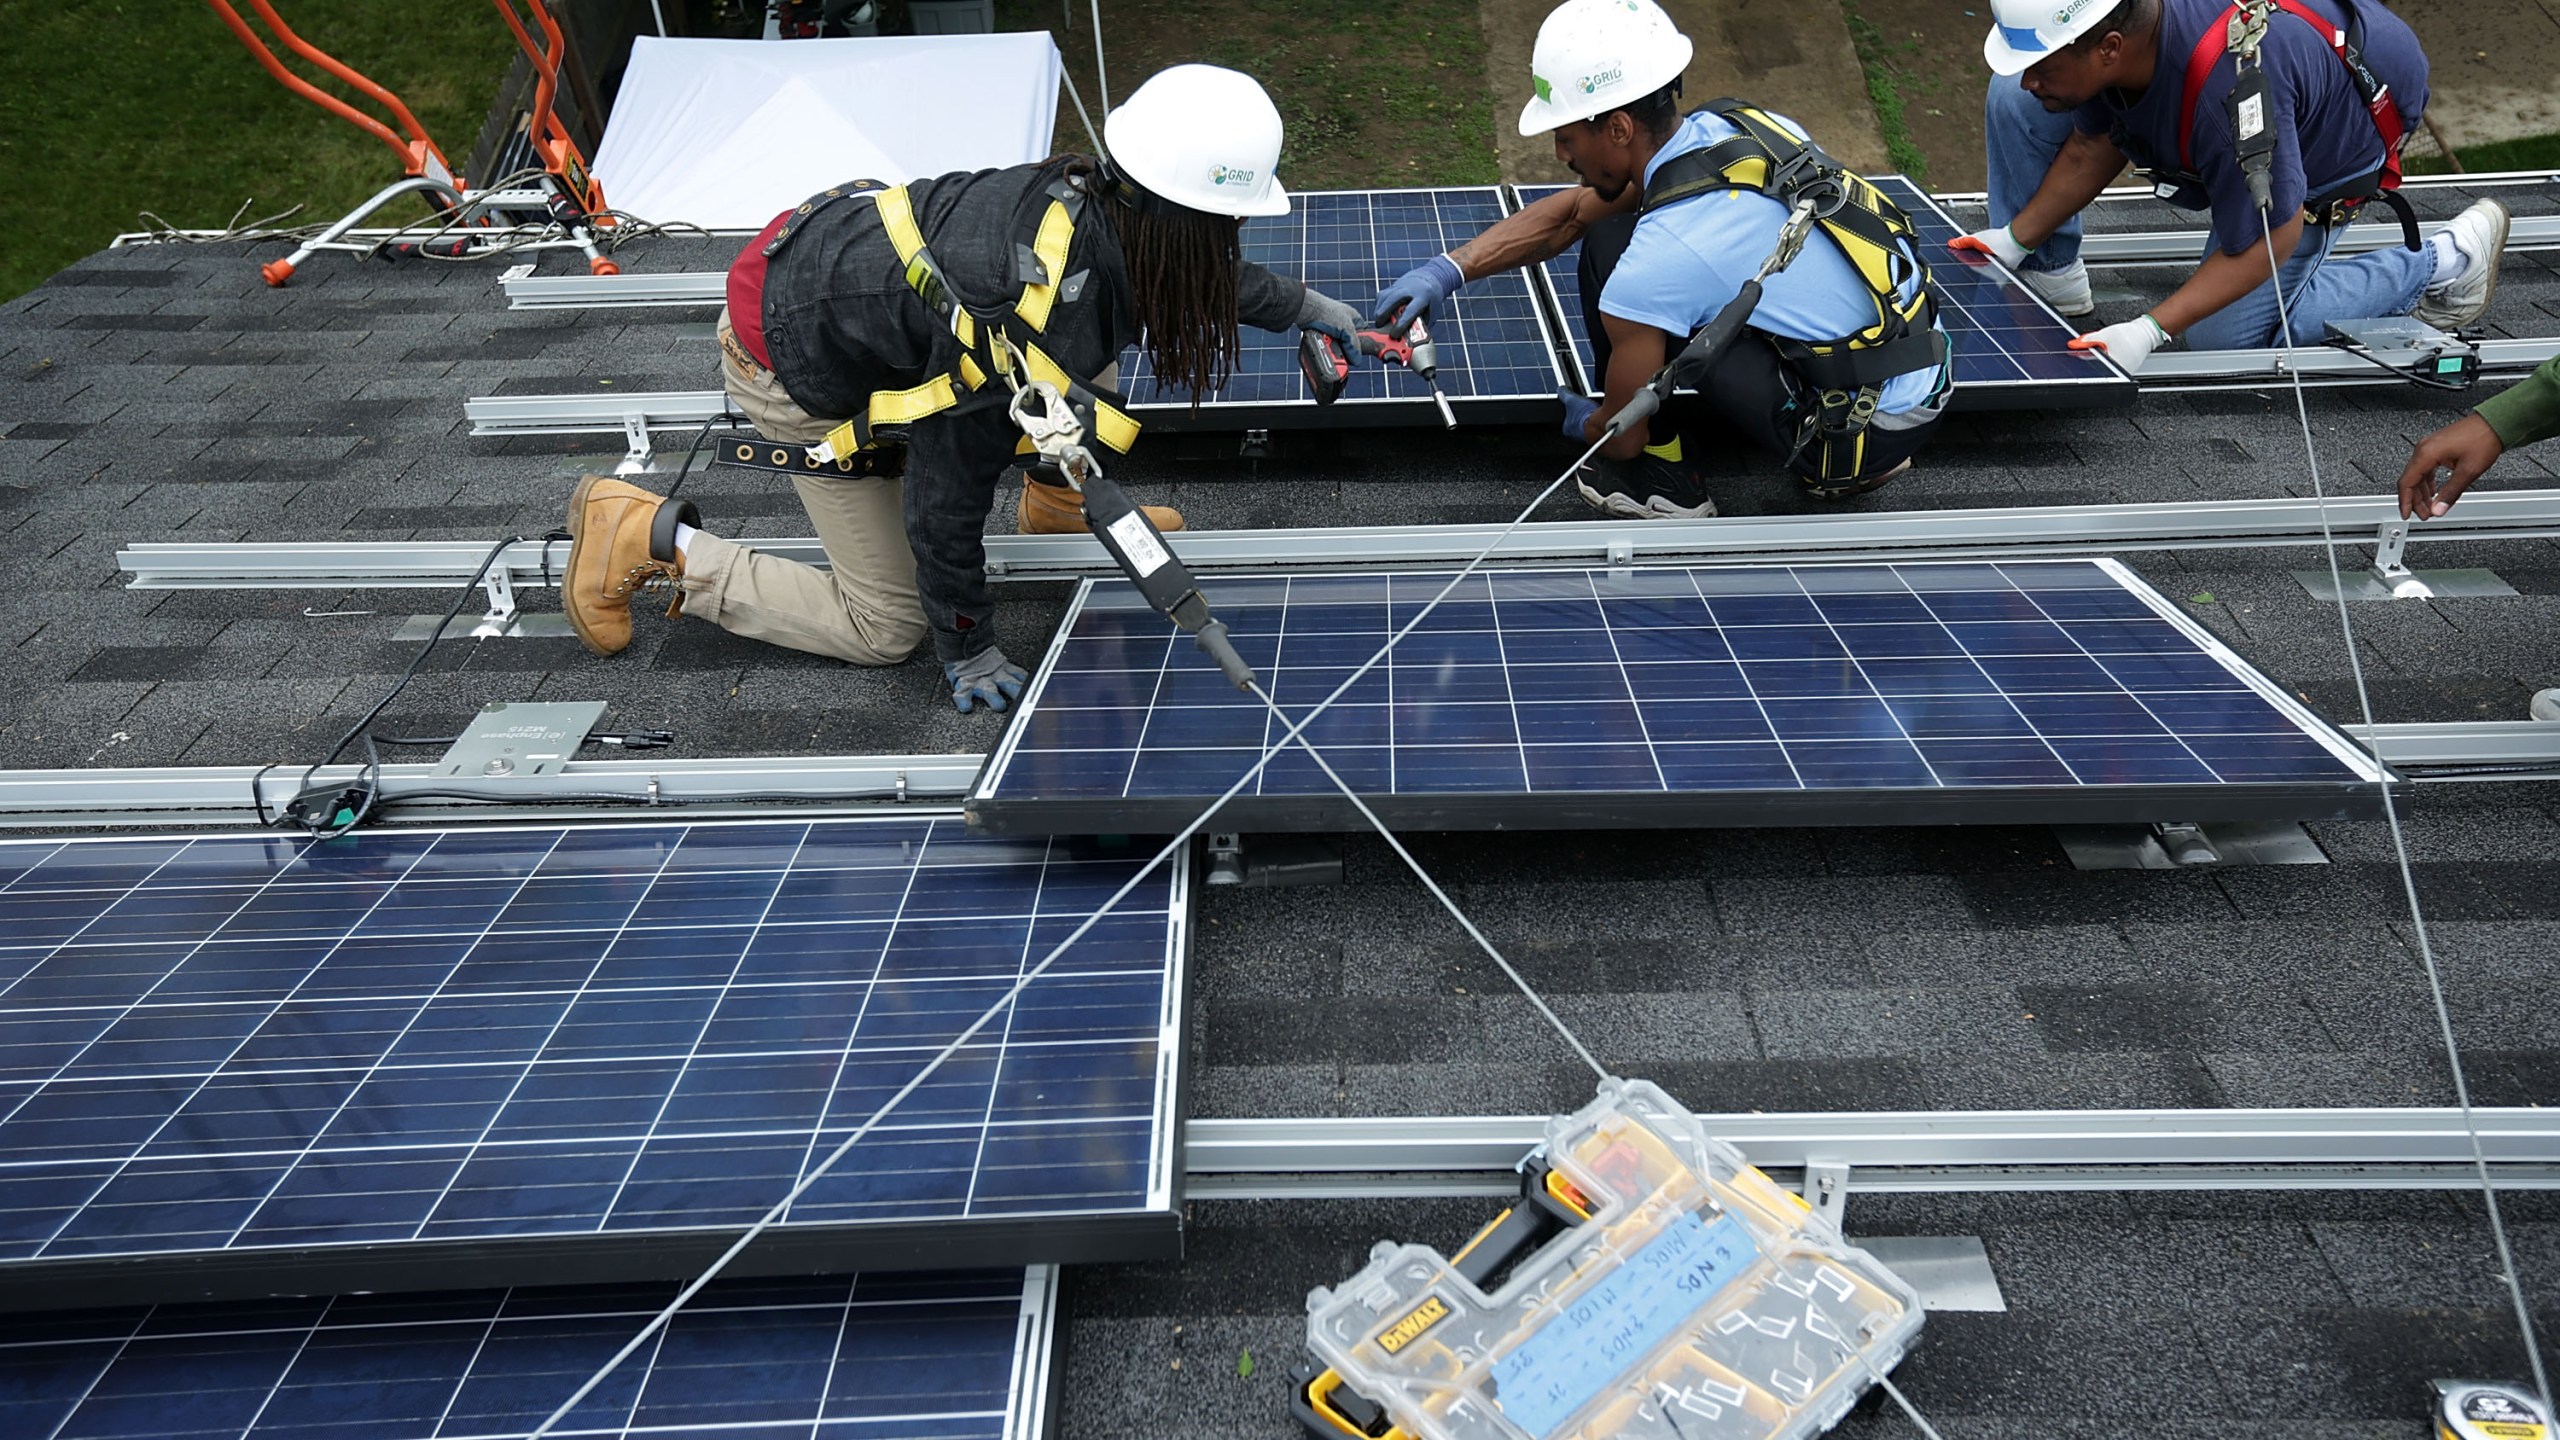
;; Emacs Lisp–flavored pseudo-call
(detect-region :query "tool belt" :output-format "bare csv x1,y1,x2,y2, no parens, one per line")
1642,100,1942,485
711,433,907,480
761,172,1144,468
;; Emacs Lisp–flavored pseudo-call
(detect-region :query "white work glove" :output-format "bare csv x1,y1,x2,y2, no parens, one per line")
2068,314,2168,372
1948,224,2032,269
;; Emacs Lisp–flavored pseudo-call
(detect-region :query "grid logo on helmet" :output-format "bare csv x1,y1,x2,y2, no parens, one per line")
2052,0,2092,23
1577,65,1623,94
1209,164,1257,187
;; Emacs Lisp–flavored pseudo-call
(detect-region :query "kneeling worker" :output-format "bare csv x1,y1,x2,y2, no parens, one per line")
1370,0,1950,517
1964,0,2506,368
562,65,1362,713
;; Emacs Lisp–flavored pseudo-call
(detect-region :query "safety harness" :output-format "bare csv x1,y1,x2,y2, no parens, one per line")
725,170,1144,479
1638,100,1945,484
2146,0,2418,246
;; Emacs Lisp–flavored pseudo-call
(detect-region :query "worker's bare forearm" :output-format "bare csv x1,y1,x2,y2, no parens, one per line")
2011,130,2125,249
1595,315,1665,460
2152,210,2300,336
1449,184,1633,282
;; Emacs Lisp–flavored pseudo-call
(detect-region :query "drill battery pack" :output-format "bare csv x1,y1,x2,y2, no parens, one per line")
1292,1079,1922,1440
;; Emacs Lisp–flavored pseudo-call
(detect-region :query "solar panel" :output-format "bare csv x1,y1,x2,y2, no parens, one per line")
968,559,2385,833
1518,177,2137,410
1117,187,1569,428
0,1267,1056,1439
0,815,1187,1305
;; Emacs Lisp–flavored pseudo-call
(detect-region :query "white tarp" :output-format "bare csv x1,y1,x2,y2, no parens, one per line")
591,34,1063,228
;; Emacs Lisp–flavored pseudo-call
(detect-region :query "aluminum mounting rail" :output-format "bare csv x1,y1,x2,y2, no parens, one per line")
2143,335,2560,386
502,266,725,308
117,488,2560,593
1184,1107,2560,1199
2360,719,2560,773
0,753,985,829
465,390,735,437
2082,212,2560,263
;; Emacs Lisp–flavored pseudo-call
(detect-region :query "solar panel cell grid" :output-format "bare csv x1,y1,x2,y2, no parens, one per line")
1118,187,1565,413
971,559,2379,831
0,1269,1045,1440
1519,177,2132,405
0,816,1186,1299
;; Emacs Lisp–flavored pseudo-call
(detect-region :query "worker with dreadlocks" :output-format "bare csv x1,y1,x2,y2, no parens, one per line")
1371,0,1951,517
560,65,1362,714
1963,0,2507,371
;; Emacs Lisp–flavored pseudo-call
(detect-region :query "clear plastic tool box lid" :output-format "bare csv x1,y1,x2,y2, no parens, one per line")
1304,1079,1924,1440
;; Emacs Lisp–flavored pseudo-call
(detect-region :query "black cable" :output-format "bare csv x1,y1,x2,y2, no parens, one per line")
259,534,526,839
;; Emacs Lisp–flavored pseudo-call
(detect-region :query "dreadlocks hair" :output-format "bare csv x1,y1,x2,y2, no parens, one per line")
1063,156,1243,399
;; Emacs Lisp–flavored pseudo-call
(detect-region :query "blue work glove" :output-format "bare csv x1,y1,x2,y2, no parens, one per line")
1297,286,1361,348
944,645,1027,714
1372,253,1465,335
1559,390,1600,443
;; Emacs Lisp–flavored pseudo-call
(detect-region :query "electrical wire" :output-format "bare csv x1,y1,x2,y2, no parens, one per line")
2256,207,2556,1420
258,534,532,839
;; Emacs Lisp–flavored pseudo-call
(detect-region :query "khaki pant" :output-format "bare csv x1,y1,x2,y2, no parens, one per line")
686,310,928,666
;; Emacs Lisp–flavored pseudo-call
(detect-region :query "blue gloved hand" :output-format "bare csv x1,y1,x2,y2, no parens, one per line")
1559,390,1600,443
944,645,1027,714
1372,253,1465,335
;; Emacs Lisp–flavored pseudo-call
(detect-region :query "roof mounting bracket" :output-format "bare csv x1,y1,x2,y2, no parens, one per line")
1803,1158,1849,1230
616,413,655,474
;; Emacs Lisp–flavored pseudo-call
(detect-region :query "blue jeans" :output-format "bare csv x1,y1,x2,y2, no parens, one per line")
2183,220,2433,349
1983,76,2082,274
1982,74,2435,349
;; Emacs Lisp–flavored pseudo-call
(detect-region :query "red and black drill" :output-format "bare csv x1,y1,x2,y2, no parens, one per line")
1298,316,1458,428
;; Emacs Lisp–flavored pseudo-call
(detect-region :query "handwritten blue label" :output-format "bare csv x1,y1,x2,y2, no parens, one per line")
1489,1210,1757,1438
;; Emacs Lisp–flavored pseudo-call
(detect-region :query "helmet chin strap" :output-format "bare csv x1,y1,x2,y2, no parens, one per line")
1095,155,1185,217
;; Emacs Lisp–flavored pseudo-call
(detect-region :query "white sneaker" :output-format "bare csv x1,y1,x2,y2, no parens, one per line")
2413,199,2509,330
2020,260,2095,318
2531,688,2560,722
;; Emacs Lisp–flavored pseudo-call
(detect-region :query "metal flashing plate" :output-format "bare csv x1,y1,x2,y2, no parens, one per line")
1519,176,2139,411
1119,187,1570,429
0,815,1188,1305
968,558,2385,833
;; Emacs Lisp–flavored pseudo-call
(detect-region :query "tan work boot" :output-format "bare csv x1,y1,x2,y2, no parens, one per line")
563,475,698,656
1018,474,1185,535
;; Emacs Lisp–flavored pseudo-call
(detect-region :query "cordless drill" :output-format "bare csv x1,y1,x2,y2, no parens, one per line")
1298,317,1458,428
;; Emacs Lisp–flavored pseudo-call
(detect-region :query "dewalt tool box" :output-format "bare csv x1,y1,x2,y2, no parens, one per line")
1295,1079,1923,1440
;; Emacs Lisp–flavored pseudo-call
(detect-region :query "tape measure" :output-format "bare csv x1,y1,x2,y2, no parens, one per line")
2434,1379,2551,1440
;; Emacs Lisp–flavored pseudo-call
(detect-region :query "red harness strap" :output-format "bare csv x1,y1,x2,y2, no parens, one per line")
2174,0,2407,191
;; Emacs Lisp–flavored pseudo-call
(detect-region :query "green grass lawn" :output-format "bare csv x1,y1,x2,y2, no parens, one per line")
0,2,516,301
2406,131,2560,177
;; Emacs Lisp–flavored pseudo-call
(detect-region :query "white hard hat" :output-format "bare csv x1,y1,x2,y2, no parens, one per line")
1517,0,1694,137
1981,0,2117,76
1102,64,1290,218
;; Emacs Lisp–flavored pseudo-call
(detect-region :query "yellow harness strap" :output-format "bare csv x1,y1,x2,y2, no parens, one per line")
829,182,1142,454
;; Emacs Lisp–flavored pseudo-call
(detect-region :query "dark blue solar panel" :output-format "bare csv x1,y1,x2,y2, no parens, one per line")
1118,187,1565,410
973,559,2378,825
0,1268,1045,1440
1520,177,2133,404
0,816,1183,1291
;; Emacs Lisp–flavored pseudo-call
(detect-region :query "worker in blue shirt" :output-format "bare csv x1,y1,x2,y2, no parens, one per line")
1957,0,2506,371
1369,0,1950,518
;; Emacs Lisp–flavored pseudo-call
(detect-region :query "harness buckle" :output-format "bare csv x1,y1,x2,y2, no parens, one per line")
1007,380,1103,487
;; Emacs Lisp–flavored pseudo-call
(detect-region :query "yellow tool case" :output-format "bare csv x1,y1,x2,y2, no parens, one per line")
1294,1079,1923,1440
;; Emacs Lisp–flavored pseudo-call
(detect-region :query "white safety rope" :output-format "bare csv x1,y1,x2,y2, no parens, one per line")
2255,206,2556,1420
527,431,1613,1439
